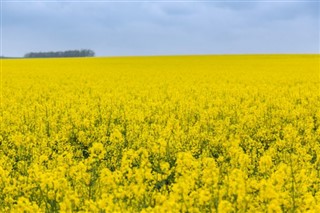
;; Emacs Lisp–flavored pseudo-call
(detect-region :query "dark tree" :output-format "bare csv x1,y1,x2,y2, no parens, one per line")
24,49,95,58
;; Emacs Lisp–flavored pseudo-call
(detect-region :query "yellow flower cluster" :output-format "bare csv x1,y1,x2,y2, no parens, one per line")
1,55,319,212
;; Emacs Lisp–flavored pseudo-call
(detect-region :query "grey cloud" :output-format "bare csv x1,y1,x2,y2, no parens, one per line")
2,1,319,57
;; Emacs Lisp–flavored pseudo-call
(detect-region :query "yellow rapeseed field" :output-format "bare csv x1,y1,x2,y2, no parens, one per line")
1,55,320,212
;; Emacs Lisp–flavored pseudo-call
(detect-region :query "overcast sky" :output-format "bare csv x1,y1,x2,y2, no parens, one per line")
1,0,319,57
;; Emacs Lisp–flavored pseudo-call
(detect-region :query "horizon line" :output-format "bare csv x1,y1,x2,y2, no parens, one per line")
1,53,319,59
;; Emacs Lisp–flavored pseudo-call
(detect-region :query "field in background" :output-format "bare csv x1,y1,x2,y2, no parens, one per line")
1,55,320,212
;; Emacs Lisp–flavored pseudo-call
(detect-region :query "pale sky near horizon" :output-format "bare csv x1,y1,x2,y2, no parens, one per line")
1,1,319,57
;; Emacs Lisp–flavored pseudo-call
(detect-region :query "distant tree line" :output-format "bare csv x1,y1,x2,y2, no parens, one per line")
24,49,95,58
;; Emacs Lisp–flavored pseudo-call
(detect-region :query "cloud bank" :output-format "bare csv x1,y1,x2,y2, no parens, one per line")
2,1,319,57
